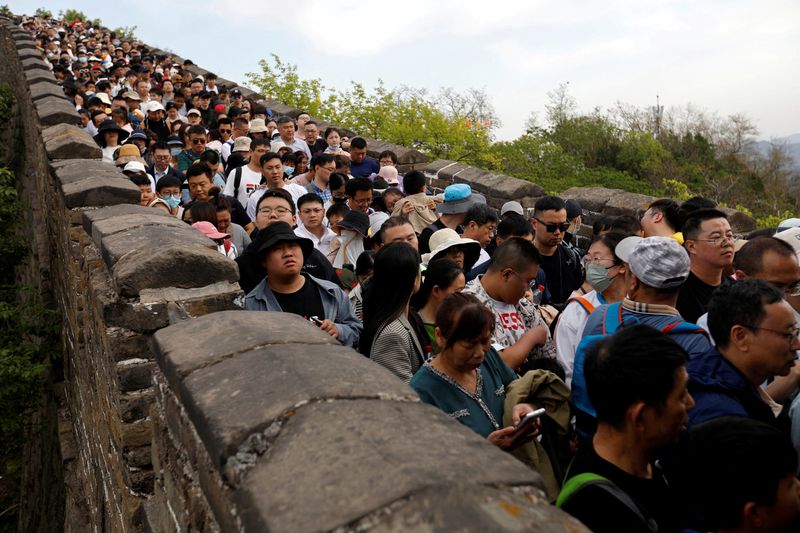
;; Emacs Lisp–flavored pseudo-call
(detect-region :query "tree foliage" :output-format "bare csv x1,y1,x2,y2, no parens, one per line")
33,7,51,19
245,55,498,167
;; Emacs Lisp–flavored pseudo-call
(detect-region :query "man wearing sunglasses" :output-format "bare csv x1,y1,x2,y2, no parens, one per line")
177,125,208,172
689,280,798,436
530,196,584,306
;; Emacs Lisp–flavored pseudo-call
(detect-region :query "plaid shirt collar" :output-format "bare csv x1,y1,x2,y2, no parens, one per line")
621,297,680,317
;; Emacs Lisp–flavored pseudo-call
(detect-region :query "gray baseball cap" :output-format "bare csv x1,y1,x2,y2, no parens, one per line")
615,236,690,289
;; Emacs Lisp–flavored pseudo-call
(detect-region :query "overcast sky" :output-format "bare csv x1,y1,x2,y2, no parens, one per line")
13,0,800,141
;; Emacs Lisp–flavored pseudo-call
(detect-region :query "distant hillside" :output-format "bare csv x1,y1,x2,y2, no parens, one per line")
751,134,800,172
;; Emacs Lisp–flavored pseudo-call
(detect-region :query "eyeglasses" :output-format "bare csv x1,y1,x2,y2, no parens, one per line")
258,206,291,216
745,325,800,345
582,256,616,267
191,138,206,145
690,233,734,246
533,217,570,233
350,197,372,206
768,280,800,297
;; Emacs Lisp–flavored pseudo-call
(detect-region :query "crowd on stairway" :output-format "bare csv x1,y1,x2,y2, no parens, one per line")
16,12,800,532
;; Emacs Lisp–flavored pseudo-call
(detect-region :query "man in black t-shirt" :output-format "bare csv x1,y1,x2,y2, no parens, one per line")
677,209,735,323
530,196,583,306
558,325,692,533
243,221,362,347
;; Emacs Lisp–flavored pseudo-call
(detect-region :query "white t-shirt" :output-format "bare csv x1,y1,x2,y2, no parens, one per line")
487,296,526,352
246,183,309,220
223,165,262,206
554,290,604,387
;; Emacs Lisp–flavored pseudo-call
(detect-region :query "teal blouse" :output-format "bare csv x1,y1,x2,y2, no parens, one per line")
410,348,517,438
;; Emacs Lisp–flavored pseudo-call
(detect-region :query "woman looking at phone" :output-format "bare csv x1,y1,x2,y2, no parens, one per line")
410,292,540,449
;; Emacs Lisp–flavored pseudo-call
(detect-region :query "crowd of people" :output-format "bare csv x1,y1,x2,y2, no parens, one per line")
18,12,800,533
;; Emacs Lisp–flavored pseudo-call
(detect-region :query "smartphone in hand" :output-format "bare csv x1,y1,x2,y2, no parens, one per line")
514,407,546,433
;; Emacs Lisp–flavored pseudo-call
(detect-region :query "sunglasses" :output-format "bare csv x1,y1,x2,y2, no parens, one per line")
534,217,570,233
218,129,231,134
191,138,206,145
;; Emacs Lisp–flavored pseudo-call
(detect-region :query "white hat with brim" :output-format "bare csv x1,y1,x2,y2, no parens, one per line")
422,228,481,271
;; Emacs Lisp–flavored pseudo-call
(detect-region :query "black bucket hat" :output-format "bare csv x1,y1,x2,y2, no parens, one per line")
93,119,130,144
333,210,370,236
252,221,314,259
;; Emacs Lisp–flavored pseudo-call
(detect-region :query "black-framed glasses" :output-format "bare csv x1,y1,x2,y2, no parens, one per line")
689,233,734,246
191,138,206,145
533,217,569,233
218,128,232,134
744,325,800,345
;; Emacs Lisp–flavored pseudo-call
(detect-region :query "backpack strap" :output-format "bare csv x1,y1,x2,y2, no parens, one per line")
557,472,658,533
661,320,709,338
601,302,623,335
233,166,243,199
567,296,595,315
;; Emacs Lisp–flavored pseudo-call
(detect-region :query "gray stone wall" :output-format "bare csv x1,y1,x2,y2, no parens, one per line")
1,17,587,533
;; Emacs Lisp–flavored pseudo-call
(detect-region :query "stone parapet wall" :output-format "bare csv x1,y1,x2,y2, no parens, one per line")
0,19,243,531
1,16,587,532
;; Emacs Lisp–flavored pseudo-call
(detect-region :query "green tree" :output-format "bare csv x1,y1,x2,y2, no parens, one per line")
33,7,52,19
245,54,331,117
0,5,13,17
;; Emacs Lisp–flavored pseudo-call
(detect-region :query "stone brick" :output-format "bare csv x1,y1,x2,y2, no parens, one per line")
42,124,102,159
561,186,618,213
175,342,418,464
102,299,170,332
21,56,50,71
106,327,152,362
604,191,656,217
122,418,153,448
139,282,243,319
346,483,587,532
719,206,756,233
82,204,171,236
17,48,42,61
234,400,542,532
24,70,57,85
59,174,140,209
99,224,214,267
120,388,155,423
117,359,157,392
34,95,81,127
16,41,37,50
90,213,187,247
114,244,239,298
152,311,337,381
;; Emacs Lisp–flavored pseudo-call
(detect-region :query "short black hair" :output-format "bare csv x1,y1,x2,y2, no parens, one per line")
607,214,641,235
152,141,170,152
199,150,220,166
487,237,541,273
250,138,271,151
185,162,213,181
349,137,367,150
255,188,295,215
378,150,397,164
464,203,498,227
496,214,532,239
585,325,688,428
129,174,150,187
675,417,798,531
707,279,784,349
402,170,426,195
533,195,565,217
734,237,796,276
259,151,281,166
329,172,347,191
682,208,728,241
378,216,413,244
310,153,335,169
297,193,323,210
647,199,685,232
155,175,181,191
325,203,349,220
276,115,295,127
187,125,206,137
680,196,717,215
346,177,373,197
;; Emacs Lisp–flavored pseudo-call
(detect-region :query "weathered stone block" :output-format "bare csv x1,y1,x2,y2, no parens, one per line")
234,399,541,532
34,96,81,127
21,56,50,71
15,41,37,50
152,311,337,381
59,175,140,209
113,244,239,298
122,418,152,448
103,299,170,332
82,204,171,237
107,327,152,362
561,186,618,213
117,359,157,392
90,213,187,247
24,70,57,85
178,341,418,465
120,388,155,423
42,124,101,159
719,206,756,234
100,224,214,267
348,483,587,532
604,191,656,217
364,138,429,166
139,282,243,319
17,48,42,61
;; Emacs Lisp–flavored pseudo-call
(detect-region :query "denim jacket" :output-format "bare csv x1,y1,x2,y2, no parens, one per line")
245,274,363,348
